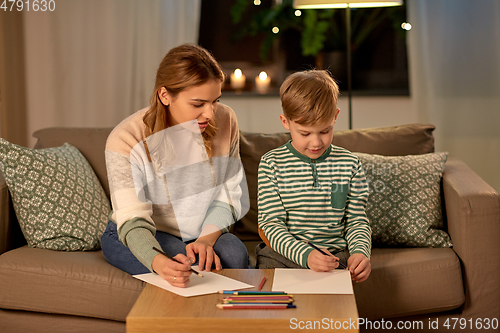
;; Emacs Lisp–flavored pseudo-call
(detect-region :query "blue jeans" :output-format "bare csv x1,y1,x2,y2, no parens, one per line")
101,221,249,275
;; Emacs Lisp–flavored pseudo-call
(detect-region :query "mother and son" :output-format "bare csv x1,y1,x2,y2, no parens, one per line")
100,44,372,287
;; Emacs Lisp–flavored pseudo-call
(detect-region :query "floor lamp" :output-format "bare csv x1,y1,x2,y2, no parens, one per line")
293,0,402,129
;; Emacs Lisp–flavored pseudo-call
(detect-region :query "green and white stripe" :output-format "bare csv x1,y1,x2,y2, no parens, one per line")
258,141,371,268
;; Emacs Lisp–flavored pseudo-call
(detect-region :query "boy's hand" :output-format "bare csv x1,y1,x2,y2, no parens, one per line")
307,250,340,272
347,253,371,283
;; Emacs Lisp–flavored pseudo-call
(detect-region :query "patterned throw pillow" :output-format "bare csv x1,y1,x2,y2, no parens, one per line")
0,139,110,251
354,152,452,247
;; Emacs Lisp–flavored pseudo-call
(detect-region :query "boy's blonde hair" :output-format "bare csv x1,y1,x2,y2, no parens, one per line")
280,70,339,125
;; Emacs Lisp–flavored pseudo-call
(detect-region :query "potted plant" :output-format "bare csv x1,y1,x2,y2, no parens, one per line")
230,0,405,63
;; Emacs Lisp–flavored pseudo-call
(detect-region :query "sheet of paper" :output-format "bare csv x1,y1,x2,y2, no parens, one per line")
272,268,353,294
133,266,254,297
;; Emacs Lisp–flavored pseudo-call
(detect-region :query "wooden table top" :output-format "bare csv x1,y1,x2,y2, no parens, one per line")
127,269,359,333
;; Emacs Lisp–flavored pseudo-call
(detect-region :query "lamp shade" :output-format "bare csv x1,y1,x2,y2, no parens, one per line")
294,0,402,9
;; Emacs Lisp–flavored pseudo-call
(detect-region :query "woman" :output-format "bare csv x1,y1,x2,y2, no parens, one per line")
101,44,249,287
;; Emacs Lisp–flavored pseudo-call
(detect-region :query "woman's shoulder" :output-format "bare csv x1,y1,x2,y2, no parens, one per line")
215,103,239,133
106,108,148,155
215,103,236,122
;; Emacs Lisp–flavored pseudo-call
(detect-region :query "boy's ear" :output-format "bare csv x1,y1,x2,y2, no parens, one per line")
279,114,291,130
333,108,340,123
158,87,171,106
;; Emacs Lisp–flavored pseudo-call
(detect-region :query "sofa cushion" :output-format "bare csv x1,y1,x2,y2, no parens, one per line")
0,139,110,251
353,248,465,319
333,123,435,156
234,124,436,241
0,246,144,322
355,152,452,247
33,127,113,198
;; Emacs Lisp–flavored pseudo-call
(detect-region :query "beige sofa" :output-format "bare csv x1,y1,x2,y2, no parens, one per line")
0,124,499,332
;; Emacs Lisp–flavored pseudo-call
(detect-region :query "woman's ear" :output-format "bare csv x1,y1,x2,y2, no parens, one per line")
158,87,170,106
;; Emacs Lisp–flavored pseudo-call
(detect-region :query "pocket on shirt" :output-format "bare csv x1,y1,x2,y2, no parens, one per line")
330,181,349,210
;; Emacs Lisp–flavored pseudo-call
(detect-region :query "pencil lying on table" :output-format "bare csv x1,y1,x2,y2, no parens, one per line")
217,291,295,309
258,277,267,291
217,303,296,309
222,296,294,304
219,290,286,295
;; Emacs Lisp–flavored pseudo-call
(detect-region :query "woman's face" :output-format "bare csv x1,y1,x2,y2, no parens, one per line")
159,80,221,132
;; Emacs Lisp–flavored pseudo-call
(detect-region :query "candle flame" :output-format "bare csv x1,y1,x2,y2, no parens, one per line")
259,71,268,80
234,69,242,78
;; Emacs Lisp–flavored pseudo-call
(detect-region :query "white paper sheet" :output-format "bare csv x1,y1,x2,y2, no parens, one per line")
133,266,254,297
272,269,353,294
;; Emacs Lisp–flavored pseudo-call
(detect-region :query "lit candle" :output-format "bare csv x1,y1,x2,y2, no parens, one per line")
230,69,246,90
255,71,270,94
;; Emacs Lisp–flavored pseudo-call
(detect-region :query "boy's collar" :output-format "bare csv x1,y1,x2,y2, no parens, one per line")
285,140,331,163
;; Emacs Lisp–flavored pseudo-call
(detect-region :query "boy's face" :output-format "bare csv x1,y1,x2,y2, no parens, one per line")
280,109,340,159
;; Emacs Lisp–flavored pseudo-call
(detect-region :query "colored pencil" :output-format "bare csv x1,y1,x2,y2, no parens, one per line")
216,303,296,309
223,300,293,304
257,277,267,291
152,247,203,277
305,241,347,269
219,290,286,295
223,295,293,300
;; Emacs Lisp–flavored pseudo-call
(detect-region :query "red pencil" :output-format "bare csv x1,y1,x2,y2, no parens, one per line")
258,277,267,291
216,303,296,309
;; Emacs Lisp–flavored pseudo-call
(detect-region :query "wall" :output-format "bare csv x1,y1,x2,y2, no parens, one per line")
221,95,418,133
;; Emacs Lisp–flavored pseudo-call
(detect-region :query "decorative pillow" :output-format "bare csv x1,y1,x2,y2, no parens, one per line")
353,152,452,248
0,139,110,251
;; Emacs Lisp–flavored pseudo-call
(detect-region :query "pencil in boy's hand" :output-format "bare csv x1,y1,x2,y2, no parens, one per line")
152,247,204,277
305,241,347,269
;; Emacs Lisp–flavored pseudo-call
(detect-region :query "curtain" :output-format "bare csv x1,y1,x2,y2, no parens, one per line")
22,0,201,147
408,0,500,192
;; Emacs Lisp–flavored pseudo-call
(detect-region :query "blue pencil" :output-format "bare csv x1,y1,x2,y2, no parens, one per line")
306,241,347,269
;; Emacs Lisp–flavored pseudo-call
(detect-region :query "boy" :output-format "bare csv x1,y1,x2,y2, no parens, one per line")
257,70,371,283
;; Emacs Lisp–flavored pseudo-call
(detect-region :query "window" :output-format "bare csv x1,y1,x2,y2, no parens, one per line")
199,0,409,96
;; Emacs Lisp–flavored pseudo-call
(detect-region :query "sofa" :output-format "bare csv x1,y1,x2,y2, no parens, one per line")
0,124,499,333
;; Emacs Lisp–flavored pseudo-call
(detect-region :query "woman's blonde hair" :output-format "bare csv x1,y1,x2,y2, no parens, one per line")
143,43,224,157
279,70,339,125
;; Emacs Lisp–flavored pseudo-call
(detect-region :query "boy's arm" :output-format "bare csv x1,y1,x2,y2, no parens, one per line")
258,158,313,268
344,158,372,259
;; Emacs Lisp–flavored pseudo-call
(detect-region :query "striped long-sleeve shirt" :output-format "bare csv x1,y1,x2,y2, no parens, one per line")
258,141,371,268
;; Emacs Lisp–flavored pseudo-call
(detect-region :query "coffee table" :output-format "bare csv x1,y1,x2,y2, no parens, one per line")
126,269,359,333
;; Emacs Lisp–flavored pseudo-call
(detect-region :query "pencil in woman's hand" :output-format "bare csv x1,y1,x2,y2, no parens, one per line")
152,247,204,277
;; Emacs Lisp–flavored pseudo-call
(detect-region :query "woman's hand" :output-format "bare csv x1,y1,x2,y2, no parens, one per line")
186,238,222,272
307,250,340,272
347,253,371,283
186,227,223,272
152,253,192,288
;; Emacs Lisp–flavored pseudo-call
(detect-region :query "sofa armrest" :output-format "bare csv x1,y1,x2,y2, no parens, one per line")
0,172,25,255
442,159,500,320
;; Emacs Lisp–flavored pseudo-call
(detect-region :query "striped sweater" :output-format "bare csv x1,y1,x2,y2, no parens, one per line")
258,141,371,268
